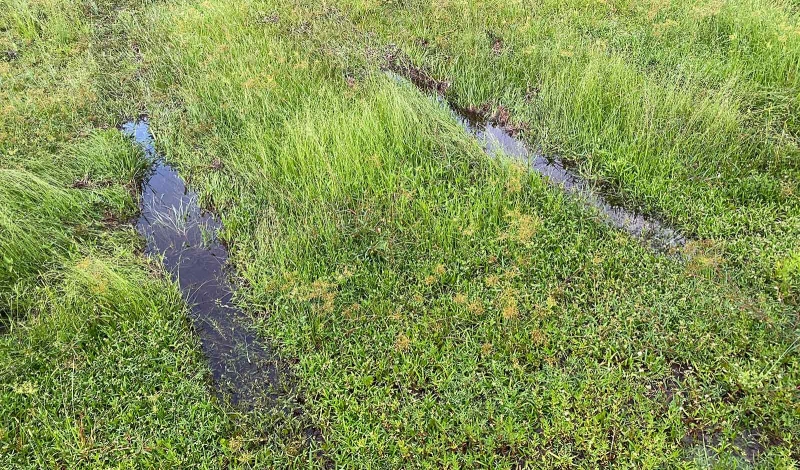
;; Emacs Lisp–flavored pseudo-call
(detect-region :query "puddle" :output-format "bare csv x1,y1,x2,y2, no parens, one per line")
385,65,686,251
122,118,281,407
452,109,687,250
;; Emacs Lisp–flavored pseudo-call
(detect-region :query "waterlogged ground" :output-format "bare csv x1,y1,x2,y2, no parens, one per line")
1,0,799,467
124,118,284,407
385,69,687,250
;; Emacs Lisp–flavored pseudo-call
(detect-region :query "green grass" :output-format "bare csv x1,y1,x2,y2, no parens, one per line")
130,0,799,466
2,0,799,467
1,1,319,467
322,0,800,303
1,250,227,467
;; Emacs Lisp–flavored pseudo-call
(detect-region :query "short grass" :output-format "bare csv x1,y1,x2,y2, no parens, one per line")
3,0,799,467
131,0,799,466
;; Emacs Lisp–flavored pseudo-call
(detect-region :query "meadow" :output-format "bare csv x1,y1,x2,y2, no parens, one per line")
1,0,798,467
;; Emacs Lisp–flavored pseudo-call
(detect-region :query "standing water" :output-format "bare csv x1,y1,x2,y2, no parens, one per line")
452,109,687,250
123,118,280,407
386,69,686,251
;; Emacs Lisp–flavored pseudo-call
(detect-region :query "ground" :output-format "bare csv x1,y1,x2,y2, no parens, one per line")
0,0,798,468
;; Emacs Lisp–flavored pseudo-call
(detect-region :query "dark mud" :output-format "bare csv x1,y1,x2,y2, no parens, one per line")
123,118,283,407
386,48,450,94
487,32,504,55
681,429,767,466
385,54,686,251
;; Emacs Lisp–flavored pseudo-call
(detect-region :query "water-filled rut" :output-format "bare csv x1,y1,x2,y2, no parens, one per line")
452,108,687,250
386,65,686,251
123,118,280,406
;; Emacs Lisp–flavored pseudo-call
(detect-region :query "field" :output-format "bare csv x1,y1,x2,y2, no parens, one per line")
1,0,798,467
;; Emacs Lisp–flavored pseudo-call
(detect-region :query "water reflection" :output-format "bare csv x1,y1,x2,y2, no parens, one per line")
123,119,280,406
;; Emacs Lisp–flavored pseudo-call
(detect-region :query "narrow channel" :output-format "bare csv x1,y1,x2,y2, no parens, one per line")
451,108,687,251
122,118,281,407
387,69,686,251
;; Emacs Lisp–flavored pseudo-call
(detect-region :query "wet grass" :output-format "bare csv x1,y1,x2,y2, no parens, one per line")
131,0,799,466
324,0,800,303
1,1,314,467
2,0,799,467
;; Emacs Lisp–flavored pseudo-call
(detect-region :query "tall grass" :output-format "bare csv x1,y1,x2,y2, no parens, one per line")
0,170,87,291
325,0,800,299
0,1,277,466
0,129,148,299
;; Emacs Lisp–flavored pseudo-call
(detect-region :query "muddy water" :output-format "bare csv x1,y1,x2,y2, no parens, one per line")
123,119,280,407
452,110,687,250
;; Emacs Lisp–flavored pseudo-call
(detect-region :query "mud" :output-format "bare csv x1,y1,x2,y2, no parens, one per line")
386,48,450,94
681,429,766,465
487,32,504,55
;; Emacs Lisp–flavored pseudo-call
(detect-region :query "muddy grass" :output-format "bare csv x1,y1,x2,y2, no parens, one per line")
122,117,324,461
3,0,799,466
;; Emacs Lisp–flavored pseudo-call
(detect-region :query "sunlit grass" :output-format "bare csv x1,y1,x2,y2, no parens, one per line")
130,0,799,465
2,0,798,466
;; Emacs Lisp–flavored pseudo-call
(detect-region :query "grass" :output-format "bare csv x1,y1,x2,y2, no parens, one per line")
1,1,315,467
2,0,799,467
131,0,799,466
324,0,800,302
1,250,229,467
